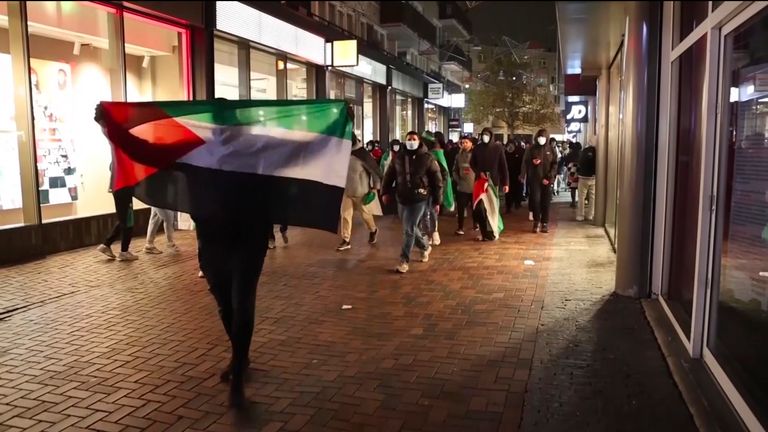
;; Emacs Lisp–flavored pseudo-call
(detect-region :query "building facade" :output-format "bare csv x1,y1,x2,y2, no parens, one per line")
0,1,473,263
557,1,768,430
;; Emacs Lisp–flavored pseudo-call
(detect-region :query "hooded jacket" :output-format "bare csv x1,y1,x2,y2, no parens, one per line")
470,127,509,189
346,145,382,198
523,137,559,184
382,144,443,206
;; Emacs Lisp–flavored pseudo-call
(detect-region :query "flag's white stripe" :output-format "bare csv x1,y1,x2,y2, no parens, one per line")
134,119,352,188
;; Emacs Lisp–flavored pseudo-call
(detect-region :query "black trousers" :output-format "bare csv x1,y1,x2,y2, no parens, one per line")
506,179,523,211
268,224,288,241
104,187,134,252
530,181,553,224
196,215,270,381
455,191,474,230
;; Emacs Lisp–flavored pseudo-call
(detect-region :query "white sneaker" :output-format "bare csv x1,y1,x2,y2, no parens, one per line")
420,246,432,263
432,232,441,246
395,261,409,273
455,229,465,236
268,239,276,250
528,212,534,221
97,244,116,259
198,270,205,278
576,217,585,222
144,245,163,254
166,243,180,253
117,251,138,261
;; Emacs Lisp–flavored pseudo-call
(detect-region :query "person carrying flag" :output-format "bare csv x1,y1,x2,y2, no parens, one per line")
470,127,509,241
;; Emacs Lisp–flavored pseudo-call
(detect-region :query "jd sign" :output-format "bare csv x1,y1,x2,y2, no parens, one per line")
565,101,589,123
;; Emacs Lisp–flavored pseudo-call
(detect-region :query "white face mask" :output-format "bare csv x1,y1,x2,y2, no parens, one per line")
537,136,547,145
481,134,491,144
391,145,400,152
405,140,420,150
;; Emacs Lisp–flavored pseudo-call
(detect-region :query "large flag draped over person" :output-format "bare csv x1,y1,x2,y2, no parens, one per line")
473,176,504,241
95,99,354,233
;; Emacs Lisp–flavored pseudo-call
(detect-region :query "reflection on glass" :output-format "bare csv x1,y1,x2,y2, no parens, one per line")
363,83,375,142
329,71,344,100
27,1,120,221
665,36,707,337
286,62,307,100
214,38,239,99
125,13,187,102
605,56,621,244
250,48,276,100
708,8,768,425
675,1,708,45
395,93,412,141
425,103,438,132
0,1,25,227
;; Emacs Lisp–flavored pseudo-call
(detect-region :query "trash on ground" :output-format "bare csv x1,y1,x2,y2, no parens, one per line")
341,305,353,310
524,260,536,266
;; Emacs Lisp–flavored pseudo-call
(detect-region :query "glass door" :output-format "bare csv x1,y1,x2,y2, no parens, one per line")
706,4,768,429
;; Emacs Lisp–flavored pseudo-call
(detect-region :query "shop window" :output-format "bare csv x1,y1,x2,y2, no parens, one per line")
250,48,277,100
328,71,344,100
286,61,307,100
708,7,768,426
124,12,189,103
664,35,707,337
214,38,239,99
26,1,123,222
0,1,24,227
363,83,375,142
394,92,413,141
675,1,708,45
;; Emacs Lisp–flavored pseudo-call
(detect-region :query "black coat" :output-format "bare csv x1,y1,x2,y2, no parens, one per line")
470,142,509,189
382,145,444,206
506,146,525,181
523,143,559,184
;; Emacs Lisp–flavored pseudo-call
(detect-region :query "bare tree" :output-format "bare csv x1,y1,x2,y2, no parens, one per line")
466,55,562,134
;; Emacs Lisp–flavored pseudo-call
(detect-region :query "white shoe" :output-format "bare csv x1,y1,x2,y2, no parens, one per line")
268,239,276,250
432,232,441,246
97,244,116,259
117,251,138,261
455,229,465,236
576,217,585,222
395,261,409,273
144,245,163,254
166,243,180,253
420,246,432,263
198,270,205,278
528,212,534,221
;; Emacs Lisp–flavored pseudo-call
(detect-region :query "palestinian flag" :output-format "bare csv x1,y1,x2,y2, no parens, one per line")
473,176,504,240
97,99,353,233
430,149,455,212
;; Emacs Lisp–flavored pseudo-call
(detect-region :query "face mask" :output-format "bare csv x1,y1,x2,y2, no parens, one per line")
405,140,420,150
537,136,547,145
481,135,491,144
391,145,400,152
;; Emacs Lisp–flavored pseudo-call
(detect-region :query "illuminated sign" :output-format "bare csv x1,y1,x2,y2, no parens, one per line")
565,100,588,123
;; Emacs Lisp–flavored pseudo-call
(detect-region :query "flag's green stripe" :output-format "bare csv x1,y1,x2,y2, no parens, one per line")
151,100,351,140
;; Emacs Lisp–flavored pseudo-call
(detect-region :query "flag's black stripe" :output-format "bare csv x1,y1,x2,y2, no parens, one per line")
132,163,343,234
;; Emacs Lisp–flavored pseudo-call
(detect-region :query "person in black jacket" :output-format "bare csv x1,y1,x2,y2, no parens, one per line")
471,127,509,194
382,131,443,274
577,143,597,221
522,128,559,233
505,139,525,212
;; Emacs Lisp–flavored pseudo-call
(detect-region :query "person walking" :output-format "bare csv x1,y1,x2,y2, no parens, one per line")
422,131,454,246
505,139,525,212
337,133,381,251
268,225,289,249
470,127,509,239
453,135,475,235
97,164,138,261
143,207,179,254
577,142,597,222
565,141,582,208
382,131,443,274
523,129,558,233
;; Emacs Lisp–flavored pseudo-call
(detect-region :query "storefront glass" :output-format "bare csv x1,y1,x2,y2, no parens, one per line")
708,7,768,425
329,71,344,100
214,38,239,99
0,1,24,227
425,103,438,132
250,48,277,99
664,35,707,337
26,1,123,222
395,92,413,141
675,1,708,45
286,61,307,100
363,83,375,143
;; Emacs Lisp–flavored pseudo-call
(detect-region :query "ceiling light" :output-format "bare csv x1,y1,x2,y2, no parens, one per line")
142,55,151,69
73,41,81,56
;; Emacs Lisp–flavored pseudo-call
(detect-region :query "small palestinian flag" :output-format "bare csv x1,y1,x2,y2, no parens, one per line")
97,99,353,233
473,176,504,240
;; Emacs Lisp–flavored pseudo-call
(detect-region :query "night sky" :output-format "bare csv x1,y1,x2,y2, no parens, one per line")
468,1,558,51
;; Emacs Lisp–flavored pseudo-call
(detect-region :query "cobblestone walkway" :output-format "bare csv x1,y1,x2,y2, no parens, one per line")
0,203,694,431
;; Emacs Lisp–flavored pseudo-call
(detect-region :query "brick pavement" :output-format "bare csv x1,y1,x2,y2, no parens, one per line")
519,207,697,431
0,203,693,431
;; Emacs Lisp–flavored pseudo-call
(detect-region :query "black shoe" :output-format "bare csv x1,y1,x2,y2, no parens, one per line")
532,223,539,233
570,202,576,208
281,231,289,245
541,223,549,233
336,240,351,251
228,381,247,409
368,229,378,245
220,359,251,382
